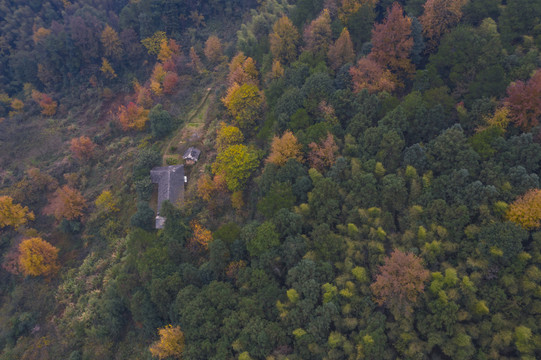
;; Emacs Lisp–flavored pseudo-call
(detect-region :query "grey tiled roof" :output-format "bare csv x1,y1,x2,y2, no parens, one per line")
150,165,185,215
183,147,201,161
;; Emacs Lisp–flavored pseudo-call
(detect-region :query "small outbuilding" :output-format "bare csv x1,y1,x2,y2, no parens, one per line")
150,165,185,229
183,147,201,164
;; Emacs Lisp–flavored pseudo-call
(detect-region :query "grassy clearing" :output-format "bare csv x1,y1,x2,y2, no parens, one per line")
162,87,213,165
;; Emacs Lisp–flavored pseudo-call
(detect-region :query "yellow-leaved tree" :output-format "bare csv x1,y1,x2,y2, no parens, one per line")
149,325,185,359
0,196,34,230
141,31,167,56
95,190,119,214
212,144,259,192
18,237,59,277
222,83,265,130
216,122,244,151
507,189,541,230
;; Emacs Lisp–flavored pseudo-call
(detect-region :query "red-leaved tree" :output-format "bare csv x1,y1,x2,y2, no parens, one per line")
504,69,541,131
308,132,339,171
371,249,430,317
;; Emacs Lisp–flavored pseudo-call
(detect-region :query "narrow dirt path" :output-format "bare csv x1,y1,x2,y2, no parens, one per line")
162,87,213,165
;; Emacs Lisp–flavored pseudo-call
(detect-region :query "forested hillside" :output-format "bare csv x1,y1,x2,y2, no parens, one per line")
1,0,541,359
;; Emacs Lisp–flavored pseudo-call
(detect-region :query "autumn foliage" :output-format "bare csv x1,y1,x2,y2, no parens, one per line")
212,144,259,192
216,122,244,151
197,173,227,209
420,0,468,51
228,52,259,86
162,72,180,95
350,57,396,94
503,69,541,131
31,90,57,116
204,35,223,64
327,28,355,70
269,16,300,65
149,325,185,359
189,220,213,250
303,9,332,56
117,102,150,131
266,130,303,166
141,31,167,56
0,196,35,230
95,190,119,214
370,249,430,317
18,237,59,277
507,189,541,230
225,260,247,279
70,136,96,161
46,185,87,221
369,3,414,81
189,46,203,73
222,83,265,129
308,132,339,171
101,25,122,59
100,58,117,79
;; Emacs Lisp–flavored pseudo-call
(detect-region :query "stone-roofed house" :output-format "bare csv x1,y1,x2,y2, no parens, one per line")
183,147,201,164
150,165,185,229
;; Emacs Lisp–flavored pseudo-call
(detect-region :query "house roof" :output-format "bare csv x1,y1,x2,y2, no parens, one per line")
183,147,201,161
150,165,185,215
155,216,166,229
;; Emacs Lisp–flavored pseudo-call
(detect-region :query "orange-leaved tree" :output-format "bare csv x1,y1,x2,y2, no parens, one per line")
308,132,339,171
507,188,541,230
149,325,185,359
269,16,300,65
117,102,150,131
70,136,96,161
18,237,59,277
269,60,285,80
266,130,303,166
369,3,414,83
189,46,203,73
420,0,468,51
204,35,224,64
197,173,227,210
101,24,122,59
31,90,57,116
303,9,332,56
228,52,259,86
47,185,87,221
370,249,429,317
349,57,396,94
0,196,35,230
189,220,213,250
503,69,541,131
327,28,355,71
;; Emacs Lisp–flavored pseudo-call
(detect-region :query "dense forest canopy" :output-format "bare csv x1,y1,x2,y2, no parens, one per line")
1,0,541,359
